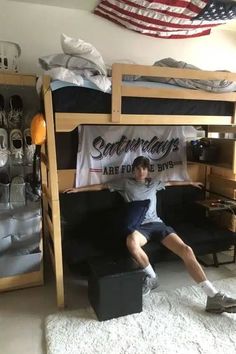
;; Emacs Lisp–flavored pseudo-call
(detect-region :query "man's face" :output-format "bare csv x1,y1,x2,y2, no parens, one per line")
133,165,149,181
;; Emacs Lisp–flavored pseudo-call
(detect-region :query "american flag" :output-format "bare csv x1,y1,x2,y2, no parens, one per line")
94,0,236,39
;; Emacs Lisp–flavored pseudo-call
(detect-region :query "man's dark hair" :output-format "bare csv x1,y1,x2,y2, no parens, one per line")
132,156,150,171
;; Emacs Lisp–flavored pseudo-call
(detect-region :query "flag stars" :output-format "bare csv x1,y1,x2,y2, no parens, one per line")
95,0,236,39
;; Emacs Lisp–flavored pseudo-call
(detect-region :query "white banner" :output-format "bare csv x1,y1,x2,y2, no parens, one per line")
76,125,197,187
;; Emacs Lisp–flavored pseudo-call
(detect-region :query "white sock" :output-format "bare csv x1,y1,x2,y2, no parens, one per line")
143,264,156,278
199,280,218,297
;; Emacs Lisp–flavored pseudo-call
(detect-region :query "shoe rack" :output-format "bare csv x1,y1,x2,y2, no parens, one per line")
0,71,43,292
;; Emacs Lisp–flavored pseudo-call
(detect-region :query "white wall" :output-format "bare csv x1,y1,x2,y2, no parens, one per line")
1,0,236,74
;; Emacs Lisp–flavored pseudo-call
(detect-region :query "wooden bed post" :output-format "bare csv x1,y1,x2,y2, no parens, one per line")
111,63,122,123
232,102,236,125
42,76,65,308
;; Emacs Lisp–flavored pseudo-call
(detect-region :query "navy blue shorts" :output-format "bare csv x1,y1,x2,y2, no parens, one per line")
136,222,176,242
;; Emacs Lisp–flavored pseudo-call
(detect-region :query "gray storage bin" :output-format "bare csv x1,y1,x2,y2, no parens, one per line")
11,232,40,249
12,202,41,220
12,214,41,235
0,181,10,209
0,213,15,236
0,235,12,253
11,232,40,255
0,251,42,277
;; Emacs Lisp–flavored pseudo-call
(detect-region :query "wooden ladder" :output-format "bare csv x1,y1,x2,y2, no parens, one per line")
41,76,64,308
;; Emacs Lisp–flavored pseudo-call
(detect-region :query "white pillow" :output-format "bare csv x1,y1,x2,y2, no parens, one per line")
61,34,106,75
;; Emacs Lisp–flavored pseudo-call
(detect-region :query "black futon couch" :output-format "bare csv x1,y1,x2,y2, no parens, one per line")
60,185,236,275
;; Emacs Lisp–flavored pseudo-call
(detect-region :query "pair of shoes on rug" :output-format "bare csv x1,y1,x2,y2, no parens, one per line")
206,292,236,314
142,275,159,296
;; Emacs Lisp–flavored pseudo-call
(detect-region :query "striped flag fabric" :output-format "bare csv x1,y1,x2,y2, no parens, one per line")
94,0,236,39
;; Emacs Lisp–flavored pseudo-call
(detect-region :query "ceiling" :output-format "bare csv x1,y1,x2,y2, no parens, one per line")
9,0,99,11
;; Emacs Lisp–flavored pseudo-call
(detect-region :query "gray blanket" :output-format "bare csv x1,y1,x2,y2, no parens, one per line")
142,57,236,93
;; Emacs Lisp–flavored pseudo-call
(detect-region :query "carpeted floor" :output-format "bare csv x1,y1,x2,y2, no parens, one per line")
45,277,236,354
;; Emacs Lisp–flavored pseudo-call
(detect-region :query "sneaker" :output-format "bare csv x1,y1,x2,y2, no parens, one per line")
0,172,10,208
8,95,23,130
23,128,36,165
10,175,25,208
10,129,24,164
206,292,236,314
142,275,159,296
0,128,9,167
0,95,7,129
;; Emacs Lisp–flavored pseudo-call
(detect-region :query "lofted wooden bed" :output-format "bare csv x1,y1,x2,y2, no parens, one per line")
41,63,236,308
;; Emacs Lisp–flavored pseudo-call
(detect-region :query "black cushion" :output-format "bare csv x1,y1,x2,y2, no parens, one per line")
83,199,150,249
62,195,150,265
157,185,205,225
102,199,150,235
60,186,236,273
59,190,124,239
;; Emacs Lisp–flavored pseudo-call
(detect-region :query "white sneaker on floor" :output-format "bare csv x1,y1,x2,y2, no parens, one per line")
142,276,159,296
10,129,24,164
23,128,35,165
0,128,9,167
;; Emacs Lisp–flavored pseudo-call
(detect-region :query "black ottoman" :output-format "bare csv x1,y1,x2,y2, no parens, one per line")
88,257,143,321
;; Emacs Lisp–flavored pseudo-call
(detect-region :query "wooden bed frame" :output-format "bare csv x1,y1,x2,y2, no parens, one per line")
41,63,236,308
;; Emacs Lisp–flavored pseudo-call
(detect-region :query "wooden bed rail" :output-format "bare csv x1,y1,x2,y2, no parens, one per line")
55,113,234,132
42,63,236,131
112,63,236,81
111,63,236,124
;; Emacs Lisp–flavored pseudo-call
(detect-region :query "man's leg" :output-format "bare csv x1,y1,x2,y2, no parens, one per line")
126,230,149,268
161,232,207,283
126,230,159,295
162,233,236,313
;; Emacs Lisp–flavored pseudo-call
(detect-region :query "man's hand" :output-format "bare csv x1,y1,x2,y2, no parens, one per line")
63,183,108,194
191,182,204,189
63,188,79,193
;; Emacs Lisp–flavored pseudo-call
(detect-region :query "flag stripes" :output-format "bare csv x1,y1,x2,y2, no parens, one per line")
94,0,236,39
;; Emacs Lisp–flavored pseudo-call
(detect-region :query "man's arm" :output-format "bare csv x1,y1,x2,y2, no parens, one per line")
165,181,203,189
64,183,109,193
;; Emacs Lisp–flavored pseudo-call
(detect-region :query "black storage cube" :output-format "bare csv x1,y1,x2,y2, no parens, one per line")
88,257,143,321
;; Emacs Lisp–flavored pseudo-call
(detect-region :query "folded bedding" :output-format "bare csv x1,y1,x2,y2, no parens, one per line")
143,58,236,93
39,34,236,94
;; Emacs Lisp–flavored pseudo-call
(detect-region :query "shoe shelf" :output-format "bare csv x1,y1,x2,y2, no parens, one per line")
0,72,35,87
0,72,43,293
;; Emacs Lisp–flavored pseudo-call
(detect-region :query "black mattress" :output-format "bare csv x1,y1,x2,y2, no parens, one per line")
52,86,233,116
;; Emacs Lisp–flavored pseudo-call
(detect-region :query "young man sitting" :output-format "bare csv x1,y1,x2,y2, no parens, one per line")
65,156,236,314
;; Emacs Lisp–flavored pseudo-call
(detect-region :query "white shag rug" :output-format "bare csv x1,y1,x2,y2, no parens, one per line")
45,277,236,354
